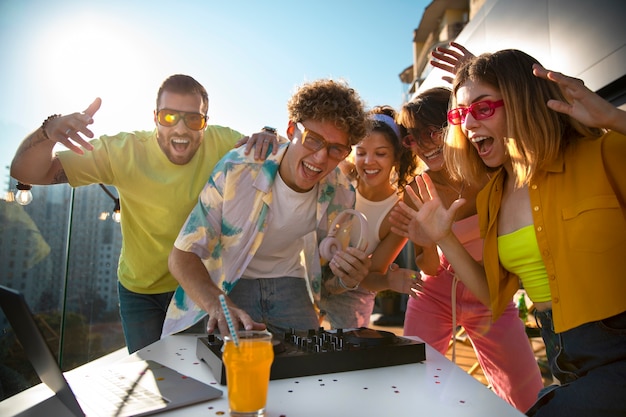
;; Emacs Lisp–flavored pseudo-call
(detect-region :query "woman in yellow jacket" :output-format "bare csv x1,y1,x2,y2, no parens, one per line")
395,48,626,417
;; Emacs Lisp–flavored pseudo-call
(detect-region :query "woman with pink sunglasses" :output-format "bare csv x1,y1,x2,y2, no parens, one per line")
398,49,626,417
398,87,543,412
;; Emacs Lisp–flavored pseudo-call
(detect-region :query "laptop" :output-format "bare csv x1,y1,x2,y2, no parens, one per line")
0,285,222,417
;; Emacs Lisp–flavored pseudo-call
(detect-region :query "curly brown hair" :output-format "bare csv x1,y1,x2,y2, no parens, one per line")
287,79,369,145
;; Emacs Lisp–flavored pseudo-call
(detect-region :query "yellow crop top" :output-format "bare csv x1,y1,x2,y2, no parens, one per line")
497,225,551,302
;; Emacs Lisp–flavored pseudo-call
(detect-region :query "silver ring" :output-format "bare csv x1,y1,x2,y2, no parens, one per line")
64,128,72,135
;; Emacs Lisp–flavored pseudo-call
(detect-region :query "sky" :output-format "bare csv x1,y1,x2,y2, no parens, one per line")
0,0,431,191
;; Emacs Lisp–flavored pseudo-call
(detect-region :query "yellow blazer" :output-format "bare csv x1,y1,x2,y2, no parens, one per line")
477,131,626,333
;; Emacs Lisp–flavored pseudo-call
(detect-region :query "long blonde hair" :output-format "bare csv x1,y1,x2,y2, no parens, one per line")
445,49,603,188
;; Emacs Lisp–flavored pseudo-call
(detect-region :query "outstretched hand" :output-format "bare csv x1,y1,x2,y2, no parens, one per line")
391,174,465,246
42,98,101,155
430,41,475,84
532,64,626,135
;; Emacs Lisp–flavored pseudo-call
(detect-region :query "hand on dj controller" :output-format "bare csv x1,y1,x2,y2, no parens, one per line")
207,294,266,336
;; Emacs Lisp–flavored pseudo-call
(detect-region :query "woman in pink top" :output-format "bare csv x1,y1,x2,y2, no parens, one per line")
397,87,543,412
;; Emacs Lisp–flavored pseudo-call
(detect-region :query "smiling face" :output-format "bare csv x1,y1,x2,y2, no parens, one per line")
354,131,396,191
280,119,350,193
154,90,207,165
406,126,445,172
455,79,508,169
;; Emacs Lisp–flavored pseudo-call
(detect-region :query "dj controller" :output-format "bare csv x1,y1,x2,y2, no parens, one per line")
196,327,426,385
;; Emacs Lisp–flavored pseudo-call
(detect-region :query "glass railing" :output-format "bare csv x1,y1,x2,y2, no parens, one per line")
0,182,125,400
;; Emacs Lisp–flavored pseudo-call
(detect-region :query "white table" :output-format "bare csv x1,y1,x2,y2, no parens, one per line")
1,334,524,416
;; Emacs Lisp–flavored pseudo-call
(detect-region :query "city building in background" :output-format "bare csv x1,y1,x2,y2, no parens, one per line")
2,179,122,313
0,178,124,399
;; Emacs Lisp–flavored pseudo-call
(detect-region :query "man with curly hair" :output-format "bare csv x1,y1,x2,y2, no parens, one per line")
162,79,372,338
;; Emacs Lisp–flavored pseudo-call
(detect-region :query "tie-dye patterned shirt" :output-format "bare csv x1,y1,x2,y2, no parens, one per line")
162,143,356,336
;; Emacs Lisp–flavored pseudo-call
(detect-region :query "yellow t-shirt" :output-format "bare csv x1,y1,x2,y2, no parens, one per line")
58,126,242,293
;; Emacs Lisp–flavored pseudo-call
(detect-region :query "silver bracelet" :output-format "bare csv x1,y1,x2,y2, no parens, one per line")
337,276,359,291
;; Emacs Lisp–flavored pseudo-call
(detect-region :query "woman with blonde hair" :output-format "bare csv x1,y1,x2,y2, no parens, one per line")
397,48,626,416
398,85,543,412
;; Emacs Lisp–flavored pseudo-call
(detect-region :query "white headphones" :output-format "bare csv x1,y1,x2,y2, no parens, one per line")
319,209,369,260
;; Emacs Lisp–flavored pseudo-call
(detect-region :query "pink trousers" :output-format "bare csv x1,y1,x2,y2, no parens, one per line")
404,271,544,412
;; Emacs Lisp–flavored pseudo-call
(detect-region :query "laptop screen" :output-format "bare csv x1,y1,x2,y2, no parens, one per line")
0,285,85,416
0,285,223,417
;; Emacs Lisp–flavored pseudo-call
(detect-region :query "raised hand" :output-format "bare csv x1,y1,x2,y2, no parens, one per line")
532,64,626,135
430,41,475,84
400,174,465,245
43,98,101,154
389,201,435,248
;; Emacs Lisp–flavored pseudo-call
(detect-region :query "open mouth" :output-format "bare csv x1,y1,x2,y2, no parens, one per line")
171,137,190,153
302,160,322,177
471,136,494,156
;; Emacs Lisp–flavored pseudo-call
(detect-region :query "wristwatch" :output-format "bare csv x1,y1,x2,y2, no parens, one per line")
261,126,277,134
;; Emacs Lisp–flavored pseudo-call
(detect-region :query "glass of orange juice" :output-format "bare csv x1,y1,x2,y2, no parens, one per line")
223,330,274,416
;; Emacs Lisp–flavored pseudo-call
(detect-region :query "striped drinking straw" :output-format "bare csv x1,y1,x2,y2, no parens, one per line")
218,294,239,347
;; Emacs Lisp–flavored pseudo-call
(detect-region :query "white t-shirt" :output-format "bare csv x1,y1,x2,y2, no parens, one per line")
243,172,317,279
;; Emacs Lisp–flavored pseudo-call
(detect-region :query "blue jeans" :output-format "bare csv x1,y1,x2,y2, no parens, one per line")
228,277,319,338
117,282,174,353
526,309,626,416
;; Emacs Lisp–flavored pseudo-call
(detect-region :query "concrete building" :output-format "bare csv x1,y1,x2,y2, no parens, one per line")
401,0,626,109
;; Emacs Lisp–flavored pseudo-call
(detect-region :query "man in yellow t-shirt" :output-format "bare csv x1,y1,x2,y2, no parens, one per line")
10,74,277,352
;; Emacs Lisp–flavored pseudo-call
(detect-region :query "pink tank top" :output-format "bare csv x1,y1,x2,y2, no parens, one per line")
450,214,483,262
437,214,482,273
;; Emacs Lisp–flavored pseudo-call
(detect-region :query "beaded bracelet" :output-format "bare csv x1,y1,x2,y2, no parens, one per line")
41,114,61,140
337,276,359,291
